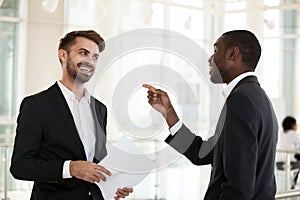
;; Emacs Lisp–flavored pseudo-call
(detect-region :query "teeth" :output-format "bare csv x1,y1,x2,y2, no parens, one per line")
80,66,91,72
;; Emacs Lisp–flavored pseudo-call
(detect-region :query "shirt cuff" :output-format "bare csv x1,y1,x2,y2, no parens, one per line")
63,160,72,179
169,120,183,136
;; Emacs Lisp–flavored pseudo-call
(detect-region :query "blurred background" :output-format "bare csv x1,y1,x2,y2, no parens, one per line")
1,0,300,199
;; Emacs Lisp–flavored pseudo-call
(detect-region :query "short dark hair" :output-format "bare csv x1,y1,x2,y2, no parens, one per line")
222,30,261,70
282,116,296,132
58,30,105,53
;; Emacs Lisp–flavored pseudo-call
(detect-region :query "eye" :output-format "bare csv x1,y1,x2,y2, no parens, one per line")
79,51,88,56
92,54,99,61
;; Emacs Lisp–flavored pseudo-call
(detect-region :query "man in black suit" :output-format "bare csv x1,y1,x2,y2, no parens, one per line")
10,30,133,200
143,30,278,199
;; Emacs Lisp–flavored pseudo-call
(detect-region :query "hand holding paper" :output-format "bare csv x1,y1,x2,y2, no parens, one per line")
114,187,133,200
70,160,111,183
97,136,155,200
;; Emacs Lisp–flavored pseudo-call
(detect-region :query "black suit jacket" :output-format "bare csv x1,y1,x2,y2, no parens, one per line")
166,76,278,200
10,83,107,200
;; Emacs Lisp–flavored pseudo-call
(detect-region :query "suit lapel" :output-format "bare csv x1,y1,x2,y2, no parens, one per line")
214,76,260,151
46,83,86,159
90,97,107,163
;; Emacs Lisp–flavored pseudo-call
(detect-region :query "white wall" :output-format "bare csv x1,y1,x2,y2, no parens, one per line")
24,0,64,95
23,0,122,96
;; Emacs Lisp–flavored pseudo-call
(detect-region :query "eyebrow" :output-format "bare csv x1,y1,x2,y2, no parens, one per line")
214,41,218,47
78,48,99,57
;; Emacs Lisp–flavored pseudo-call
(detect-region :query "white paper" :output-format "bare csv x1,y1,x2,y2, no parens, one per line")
96,136,155,200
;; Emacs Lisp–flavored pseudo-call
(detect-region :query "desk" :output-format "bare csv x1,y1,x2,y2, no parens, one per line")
276,149,300,190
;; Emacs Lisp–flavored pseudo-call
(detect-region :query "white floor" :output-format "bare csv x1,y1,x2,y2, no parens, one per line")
0,191,31,200
1,169,299,200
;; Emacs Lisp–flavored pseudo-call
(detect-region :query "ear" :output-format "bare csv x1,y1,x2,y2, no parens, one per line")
227,46,240,61
292,124,297,131
58,49,67,63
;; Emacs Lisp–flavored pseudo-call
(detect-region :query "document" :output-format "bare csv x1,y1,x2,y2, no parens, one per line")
96,135,155,200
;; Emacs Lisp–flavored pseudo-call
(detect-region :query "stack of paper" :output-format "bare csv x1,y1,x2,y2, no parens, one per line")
97,136,155,199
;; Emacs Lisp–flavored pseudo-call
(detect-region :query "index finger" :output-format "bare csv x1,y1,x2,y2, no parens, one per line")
95,165,112,176
142,84,157,92
121,187,133,193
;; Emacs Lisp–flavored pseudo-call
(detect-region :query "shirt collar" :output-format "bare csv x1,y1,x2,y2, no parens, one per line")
223,72,256,98
57,81,91,103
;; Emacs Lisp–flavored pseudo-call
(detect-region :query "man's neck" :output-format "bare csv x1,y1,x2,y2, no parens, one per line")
60,79,85,101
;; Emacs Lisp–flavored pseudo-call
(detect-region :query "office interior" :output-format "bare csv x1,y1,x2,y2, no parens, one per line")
1,0,300,199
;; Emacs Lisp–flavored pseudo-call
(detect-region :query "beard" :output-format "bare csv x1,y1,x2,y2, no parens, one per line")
66,57,94,83
209,59,224,84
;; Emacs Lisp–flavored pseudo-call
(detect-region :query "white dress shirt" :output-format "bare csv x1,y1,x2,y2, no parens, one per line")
277,130,300,162
277,130,300,151
57,81,96,178
169,72,257,135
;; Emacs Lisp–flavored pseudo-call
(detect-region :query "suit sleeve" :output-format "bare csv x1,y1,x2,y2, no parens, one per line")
165,124,213,165
10,97,65,183
220,93,258,199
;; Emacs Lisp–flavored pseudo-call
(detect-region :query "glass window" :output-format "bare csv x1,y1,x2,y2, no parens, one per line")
0,0,19,194
0,0,19,17
280,8,299,115
0,22,17,118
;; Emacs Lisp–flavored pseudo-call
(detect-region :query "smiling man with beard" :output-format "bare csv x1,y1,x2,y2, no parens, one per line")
10,30,133,200
143,30,278,200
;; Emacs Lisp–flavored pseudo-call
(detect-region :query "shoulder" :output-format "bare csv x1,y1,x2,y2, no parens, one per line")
228,77,268,107
225,83,262,121
20,83,58,107
232,79,262,97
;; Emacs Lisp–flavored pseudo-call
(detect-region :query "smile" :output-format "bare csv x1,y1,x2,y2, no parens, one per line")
79,66,93,73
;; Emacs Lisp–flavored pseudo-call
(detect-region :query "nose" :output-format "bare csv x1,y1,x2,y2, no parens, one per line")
88,55,95,63
85,56,97,67
208,56,212,64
